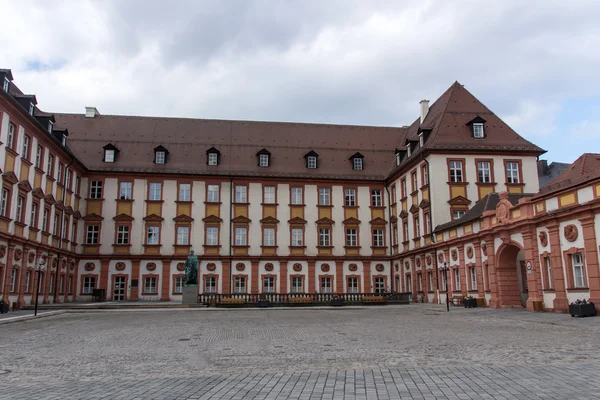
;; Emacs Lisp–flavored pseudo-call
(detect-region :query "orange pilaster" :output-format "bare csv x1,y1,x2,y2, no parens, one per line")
581,215,600,305
548,225,568,311
335,262,343,293
363,262,371,293
130,260,140,300
308,261,316,293
160,261,170,301
222,261,231,294
251,261,259,294
280,262,288,293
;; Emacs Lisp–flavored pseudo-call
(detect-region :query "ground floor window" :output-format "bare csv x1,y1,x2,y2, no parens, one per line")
205,276,216,293
572,253,586,288
320,277,331,293
545,257,553,289
59,276,64,294
348,277,358,293
83,276,96,294
25,271,31,292
291,276,303,293
470,267,477,291
441,271,447,292
10,269,17,292
234,276,246,293
374,277,385,293
427,272,433,292
263,276,274,293
454,269,461,291
144,277,157,294
406,274,412,293
417,273,422,292
49,274,55,294
68,276,73,295
174,276,184,293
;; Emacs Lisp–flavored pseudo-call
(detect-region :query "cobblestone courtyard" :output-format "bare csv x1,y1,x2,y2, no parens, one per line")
1,305,600,399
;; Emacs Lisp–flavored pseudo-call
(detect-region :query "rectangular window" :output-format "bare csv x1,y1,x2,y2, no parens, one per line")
42,208,49,232
146,226,159,245
419,133,424,147
57,163,63,184
414,217,420,237
83,276,96,294
234,276,246,293
155,151,165,164
473,123,484,138
104,149,115,163
441,271,447,291
177,226,190,245
22,135,30,159
68,276,73,295
403,222,409,242
10,269,17,292
174,276,184,293
391,185,396,204
47,154,54,177
506,162,520,184
401,179,407,198
66,169,72,190
90,181,103,199
263,227,275,246
424,213,431,235
291,276,303,293
7,123,15,149
371,189,382,207
235,227,247,246
449,160,463,183
318,188,330,206
353,157,363,170
53,213,59,235
346,228,357,247
263,276,274,293
15,196,24,222
572,253,585,288
234,185,247,203
412,171,418,192
392,225,398,246
406,274,412,293
470,267,477,290
545,257,553,289
208,152,218,166
428,272,433,292
86,225,99,244
75,177,81,195
291,228,303,246
373,229,384,247
30,203,38,227
72,221,77,242
477,161,491,183
259,154,269,167
207,184,219,202
149,183,161,200
263,186,276,204
204,276,216,293
417,273,423,292
291,187,303,205
62,217,68,238
35,145,43,168
319,228,331,247
178,183,191,202
348,277,358,293
320,277,331,293
344,189,356,206
2,77,8,92
144,277,157,293
119,182,132,200
454,269,461,291
206,227,219,246
307,156,317,169
117,225,129,244
422,164,429,186
25,271,31,292
452,210,466,220
374,277,385,293
49,274,54,293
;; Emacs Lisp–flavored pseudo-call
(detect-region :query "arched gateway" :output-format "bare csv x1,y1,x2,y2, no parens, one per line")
495,243,528,308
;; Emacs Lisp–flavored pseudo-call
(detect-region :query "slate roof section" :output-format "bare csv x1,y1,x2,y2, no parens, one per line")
434,192,532,233
538,161,571,189
533,153,600,199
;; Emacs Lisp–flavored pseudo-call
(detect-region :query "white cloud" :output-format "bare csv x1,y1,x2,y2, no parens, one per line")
503,100,560,137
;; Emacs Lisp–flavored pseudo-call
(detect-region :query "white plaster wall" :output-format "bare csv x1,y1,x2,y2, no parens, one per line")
473,221,480,234
76,259,101,297
543,292,556,309
357,186,371,255
511,232,524,248
233,259,252,292
107,259,133,300
559,218,586,289
342,261,364,292
219,181,232,256
315,261,337,292
449,246,459,267
546,197,559,213
278,183,290,255
248,183,262,256
191,181,205,253
100,178,118,254
464,243,475,264
161,179,177,250
0,111,8,168
536,226,551,255
305,184,318,255
129,178,146,254
289,260,309,290
258,261,281,292
331,185,344,256
578,186,594,204
199,260,224,293
139,260,162,301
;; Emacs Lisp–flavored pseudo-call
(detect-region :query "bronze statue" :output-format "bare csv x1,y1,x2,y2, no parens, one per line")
184,250,199,285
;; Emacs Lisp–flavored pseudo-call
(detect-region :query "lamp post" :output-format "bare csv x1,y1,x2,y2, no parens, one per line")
34,258,46,317
439,261,450,312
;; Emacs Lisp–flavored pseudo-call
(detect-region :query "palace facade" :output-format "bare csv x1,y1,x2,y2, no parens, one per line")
0,67,597,312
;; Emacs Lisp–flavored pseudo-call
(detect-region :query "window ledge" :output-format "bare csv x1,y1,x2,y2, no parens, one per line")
476,182,497,186
14,221,26,228
316,245,333,249
505,182,525,187
446,181,469,185
5,147,19,157
141,292,159,296
260,245,278,249
232,245,250,249
21,158,33,167
232,202,250,206
289,245,306,249
289,203,306,207
204,201,222,205
203,244,221,249
343,205,359,209
369,206,385,210
317,204,333,208
0,215,13,223
542,289,555,293
85,198,105,202
112,244,132,248
343,245,361,249
371,246,386,249
410,190,418,196
260,203,279,206
566,287,589,292
46,175,56,182
420,184,429,191
146,200,164,203
143,244,162,248
174,244,191,248
116,198,134,202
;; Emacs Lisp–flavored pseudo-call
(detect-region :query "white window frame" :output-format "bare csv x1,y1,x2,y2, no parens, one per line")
29,102,35,115
470,267,477,291
90,181,103,199
235,185,247,203
25,271,31,293
104,149,115,163
30,202,38,227
179,183,191,202
395,152,401,166
454,269,461,291
419,133,424,147
22,134,30,157
42,209,49,232
477,161,491,183
307,156,317,169
263,276,274,293
206,227,218,246
353,157,363,171
346,228,357,247
263,227,275,246
348,277,358,293
373,229,384,247
83,276,96,294
407,144,412,157
117,225,129,245
15,196,23,222
452,210,466,220
371,189,382,207
10,269,17,292
2,77,8,92
344,189,356,207
175,276,184,293
545,257,553,289
177,226,190,245
144,277,157,293
263,186,276,204
235,227,247,246
119,181,132,200
423,165,429,185
291,187,303,205
205,276,216,293
318,188,330,206
48,121,54,134
320,277,331,293
234,276,246,293
572,253,585,288
415,217,420,237
208,152,218,166
319,228,331,247
86,225,99,244
207,184,220,203
291,276,303,293
428,272,433,292
374,277,385,293
149,183,161,201
155,151,166,164
291,228,303,246
506,162,520,184
147,226,160,245
473,123,484,138
449,160,463,183
35,145,42,168
259,154,269,167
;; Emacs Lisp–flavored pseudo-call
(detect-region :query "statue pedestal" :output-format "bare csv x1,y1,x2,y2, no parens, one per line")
182,285,198,304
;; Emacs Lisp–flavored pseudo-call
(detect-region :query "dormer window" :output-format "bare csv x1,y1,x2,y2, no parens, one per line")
395,151,401,166
406,143,412,157
304,150,319,169
473,123,484,138
103,143,119,163
61,133,66,146
419,132,424,147
153,146,168,165
48,121,53,134
206,147,221,166
256,148,271,167
29,103,35,116
349,152,364,171
2,77,9,92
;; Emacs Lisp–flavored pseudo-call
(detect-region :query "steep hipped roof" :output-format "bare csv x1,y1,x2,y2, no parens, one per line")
434,192,532,233
389,82,545,178
533,153,600,199
53,114,405,180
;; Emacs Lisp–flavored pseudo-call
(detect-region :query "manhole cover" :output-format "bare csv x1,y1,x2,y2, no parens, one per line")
0,370,10,375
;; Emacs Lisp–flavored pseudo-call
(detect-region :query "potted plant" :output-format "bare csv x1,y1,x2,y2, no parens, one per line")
330,294,344,307
464,296,477,308
0,300,8,314
257,294,271,308
569,299,596,318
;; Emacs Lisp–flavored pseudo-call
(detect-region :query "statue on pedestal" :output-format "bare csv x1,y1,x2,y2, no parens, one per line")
184,250,199,285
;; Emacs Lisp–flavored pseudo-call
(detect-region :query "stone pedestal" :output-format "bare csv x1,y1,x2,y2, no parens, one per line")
182,285,198,304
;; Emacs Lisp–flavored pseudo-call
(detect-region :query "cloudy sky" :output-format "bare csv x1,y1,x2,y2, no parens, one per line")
1,0,599,163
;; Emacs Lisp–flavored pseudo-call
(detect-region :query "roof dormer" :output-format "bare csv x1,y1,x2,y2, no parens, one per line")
404,139,418,157
14,94,37,116
257,148,271,167
349,152,364,171
0,69,12,93
103,143,119,163
467,116,487,139
206,147,220,166
52,129,68,147
394,148,407,166
304,150,319,169
153,145,169,164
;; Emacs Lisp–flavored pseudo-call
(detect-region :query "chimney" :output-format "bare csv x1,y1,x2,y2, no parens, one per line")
85,107,100,118
537,160,548,176
420,100,429,124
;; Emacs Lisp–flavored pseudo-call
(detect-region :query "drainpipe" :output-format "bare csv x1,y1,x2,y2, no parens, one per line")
385,184,394,292
54,155,74,302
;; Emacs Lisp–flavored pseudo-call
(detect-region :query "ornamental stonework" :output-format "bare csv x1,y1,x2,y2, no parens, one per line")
495,192,512,224
236,263,246,272
394,264,399,272
0,245,6,258
425,255,432,265
564,225,578,242
451,249,458,261
146,263,157,271
375,263,384,272
348,263,358,272
321,263,330,272
466,247,473,259
28,252,35,263
265,263,274,272
206,263,216,271
176,262,185,271
482,244,488,256
404,261,410,270
116,262,126,271
415,258,421,268
84,262,95,272
293,263,302,272
538,231,548,247
437,253,443,263
14,248,22,261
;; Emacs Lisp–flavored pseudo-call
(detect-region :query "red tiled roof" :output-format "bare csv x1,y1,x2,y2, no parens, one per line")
533,153,600,199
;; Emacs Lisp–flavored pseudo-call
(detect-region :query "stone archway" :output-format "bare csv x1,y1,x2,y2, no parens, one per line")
495,244,528,307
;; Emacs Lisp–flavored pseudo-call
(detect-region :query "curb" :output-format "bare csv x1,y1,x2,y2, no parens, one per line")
0,310,67,326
